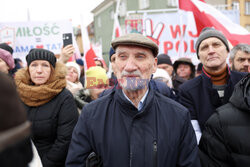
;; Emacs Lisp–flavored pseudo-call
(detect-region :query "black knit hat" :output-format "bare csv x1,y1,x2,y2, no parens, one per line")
26,48,56,67
195,27,229,59
0,43,13,54
157,54,173,66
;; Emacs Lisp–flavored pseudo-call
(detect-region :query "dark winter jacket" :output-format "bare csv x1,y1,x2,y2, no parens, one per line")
66,85,201,167
178,67,246,131
25,88,79,167
199,74,250,167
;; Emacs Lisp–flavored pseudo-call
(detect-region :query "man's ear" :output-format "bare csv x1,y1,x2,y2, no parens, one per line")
152,57,157,73
229,58,233,69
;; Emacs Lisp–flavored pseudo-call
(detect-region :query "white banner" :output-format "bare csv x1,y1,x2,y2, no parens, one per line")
143,10,240,64
0,20,80,64
143,11,199,64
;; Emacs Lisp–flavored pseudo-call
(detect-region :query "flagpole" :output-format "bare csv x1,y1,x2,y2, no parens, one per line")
108,0,121,78
177,0,185,58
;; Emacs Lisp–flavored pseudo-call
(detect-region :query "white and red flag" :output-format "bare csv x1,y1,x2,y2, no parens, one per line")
179,0,250,46
81,24,97,70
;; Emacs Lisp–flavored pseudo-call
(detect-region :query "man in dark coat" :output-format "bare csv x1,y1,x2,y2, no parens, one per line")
199,74,250,166
66,33,200,167
178,27,246,143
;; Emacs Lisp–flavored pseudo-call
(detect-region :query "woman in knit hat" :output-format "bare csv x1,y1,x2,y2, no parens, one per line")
0,48,15,74
15,48,79,167
66,62,83,95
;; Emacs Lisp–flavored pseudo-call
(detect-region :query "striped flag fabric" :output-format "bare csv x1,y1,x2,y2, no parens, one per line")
179,0,250,46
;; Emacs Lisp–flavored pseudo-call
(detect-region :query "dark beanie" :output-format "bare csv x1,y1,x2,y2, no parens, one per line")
109,47,115,61
0,43,13,54
26,48,56,68
157,54,173,66
76,58,84,66
195,27,229,59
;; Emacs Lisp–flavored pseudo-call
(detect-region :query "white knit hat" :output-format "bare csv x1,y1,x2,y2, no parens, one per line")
153,68,173,88
66,62,81,80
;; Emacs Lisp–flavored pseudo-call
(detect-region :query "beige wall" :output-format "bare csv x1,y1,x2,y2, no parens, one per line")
227,0,250,30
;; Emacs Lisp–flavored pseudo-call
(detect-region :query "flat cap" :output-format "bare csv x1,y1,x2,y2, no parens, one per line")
111,33,158,57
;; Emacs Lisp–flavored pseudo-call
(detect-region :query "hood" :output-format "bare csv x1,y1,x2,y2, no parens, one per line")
229,74,250,112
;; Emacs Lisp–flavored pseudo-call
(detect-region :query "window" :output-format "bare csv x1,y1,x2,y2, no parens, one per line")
167,0,177,7
110,10,114,19
139,0,149,9
97,16,101,27
119,1,127,17
245,1,250,15
232,1,239,10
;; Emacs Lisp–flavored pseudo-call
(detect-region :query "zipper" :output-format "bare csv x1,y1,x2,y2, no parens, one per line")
153,140,157,167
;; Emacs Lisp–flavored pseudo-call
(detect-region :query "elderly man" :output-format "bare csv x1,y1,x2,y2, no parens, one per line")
229,43,250,73
178,28,246,143
66,33,200,167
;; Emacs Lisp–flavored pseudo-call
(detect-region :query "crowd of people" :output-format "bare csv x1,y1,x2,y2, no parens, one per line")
0,27,249,167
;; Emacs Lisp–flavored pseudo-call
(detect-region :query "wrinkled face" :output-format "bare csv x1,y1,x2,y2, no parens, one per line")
198,37,228,71
66,66,78,83
0,58,9,74
158,63,173,76
176,64,192,80
232,50,250,72
29,60,51,85
115,45,157,91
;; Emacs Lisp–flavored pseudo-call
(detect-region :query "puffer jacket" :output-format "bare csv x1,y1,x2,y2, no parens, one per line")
199,74,250,167
25,88,79,167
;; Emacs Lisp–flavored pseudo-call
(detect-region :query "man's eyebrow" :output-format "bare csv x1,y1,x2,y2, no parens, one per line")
135,51,147,55
116,51,126,54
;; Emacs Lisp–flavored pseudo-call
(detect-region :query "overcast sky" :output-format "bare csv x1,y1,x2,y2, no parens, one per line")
1,0,104,27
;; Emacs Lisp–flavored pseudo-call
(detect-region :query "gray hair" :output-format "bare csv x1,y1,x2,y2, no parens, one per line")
230,43,250,60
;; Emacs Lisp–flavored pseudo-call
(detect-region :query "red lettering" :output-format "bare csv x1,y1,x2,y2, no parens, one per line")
170,25,181,39
190,40,196,53
163,41,173,54
175,41,187,52
188,30,198,37
182,25,187,36
170,25,187,38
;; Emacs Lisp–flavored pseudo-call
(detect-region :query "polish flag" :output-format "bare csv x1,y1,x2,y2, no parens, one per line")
81,25,97,69
179,0,250,46
112,13,122,39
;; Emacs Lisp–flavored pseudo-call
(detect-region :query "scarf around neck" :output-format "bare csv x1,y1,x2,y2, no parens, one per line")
15,62,67,107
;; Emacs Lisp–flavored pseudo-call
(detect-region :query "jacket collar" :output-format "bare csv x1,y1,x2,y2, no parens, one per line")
201,65,231,86
114,84,154,118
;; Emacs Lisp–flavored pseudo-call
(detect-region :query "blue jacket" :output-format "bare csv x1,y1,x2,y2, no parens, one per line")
66,86,200,167
178,68,246,131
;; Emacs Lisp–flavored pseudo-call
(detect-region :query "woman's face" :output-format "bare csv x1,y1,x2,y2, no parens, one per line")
66,66,78,83
29,60,51,85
